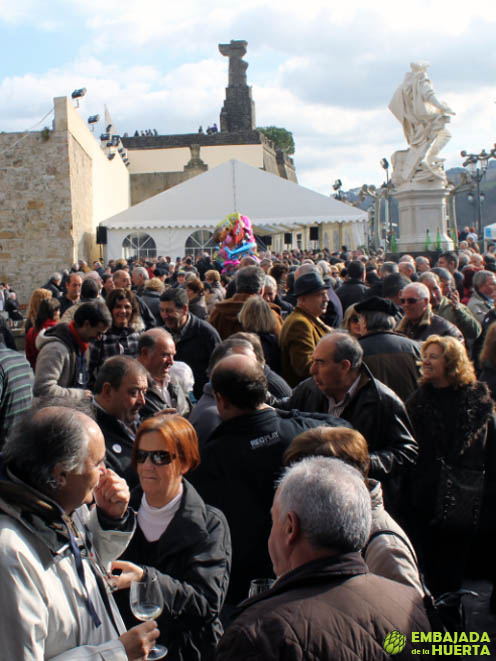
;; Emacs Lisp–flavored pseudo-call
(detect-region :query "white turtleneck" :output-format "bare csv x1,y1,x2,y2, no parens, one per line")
137,485,183,542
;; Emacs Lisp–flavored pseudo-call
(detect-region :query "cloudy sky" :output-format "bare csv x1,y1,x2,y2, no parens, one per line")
1,0,496,195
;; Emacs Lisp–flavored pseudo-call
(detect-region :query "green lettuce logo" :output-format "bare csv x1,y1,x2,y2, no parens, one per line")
383,630,407,655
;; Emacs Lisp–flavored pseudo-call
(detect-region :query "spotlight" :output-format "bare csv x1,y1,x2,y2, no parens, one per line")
100,133,109,141
88,115,100,124
108,153,116,160
71,88,87,100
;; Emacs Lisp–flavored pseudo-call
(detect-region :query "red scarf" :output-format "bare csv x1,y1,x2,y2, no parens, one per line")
68,320,89,354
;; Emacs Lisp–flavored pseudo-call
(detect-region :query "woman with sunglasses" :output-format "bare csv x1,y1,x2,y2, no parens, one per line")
111,415,231,661
340,303,362,339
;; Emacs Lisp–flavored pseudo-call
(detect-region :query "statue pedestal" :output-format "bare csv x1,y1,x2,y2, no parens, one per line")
395,186,454,252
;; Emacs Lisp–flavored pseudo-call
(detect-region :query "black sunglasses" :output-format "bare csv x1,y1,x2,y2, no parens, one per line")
135,450,176,466
400,297,421,305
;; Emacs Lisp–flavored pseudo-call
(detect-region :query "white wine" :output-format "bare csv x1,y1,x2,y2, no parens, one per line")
131,601,162,621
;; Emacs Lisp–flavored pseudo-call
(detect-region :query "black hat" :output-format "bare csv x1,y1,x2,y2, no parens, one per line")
355,296,399,316
294,272,328,297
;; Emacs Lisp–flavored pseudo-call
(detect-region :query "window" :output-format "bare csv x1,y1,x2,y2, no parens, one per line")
185,230,217,258
122,232,157,259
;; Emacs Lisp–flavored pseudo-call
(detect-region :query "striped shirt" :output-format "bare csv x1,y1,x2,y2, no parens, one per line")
0,346,33,446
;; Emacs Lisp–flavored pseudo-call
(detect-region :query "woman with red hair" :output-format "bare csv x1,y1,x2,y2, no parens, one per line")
111,415,231,661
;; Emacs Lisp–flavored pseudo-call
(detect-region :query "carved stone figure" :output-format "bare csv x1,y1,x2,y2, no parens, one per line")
218,40,256,132
219,40,249,86
389,62,455,188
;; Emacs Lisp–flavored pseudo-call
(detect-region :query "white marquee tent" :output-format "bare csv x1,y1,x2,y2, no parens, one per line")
101,159,368,259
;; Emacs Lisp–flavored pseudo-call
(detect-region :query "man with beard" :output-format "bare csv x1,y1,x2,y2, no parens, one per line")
159,288,220,400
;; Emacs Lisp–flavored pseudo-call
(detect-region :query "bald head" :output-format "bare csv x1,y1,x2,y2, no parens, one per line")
138,327,176,382
295,264,318,279
211,354,267,414
113,269,132,289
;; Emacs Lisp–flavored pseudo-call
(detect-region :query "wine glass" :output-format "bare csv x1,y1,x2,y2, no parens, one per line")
129,576,168,659
248,578,275,598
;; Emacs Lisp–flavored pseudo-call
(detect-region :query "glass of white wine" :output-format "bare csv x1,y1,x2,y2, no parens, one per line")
129,576,168,660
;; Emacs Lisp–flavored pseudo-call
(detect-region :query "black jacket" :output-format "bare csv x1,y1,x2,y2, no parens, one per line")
140,290,162,326
406,381,496,528
115,480,231,661
94,405,138,488
41,280,62,299
359,331,421,402
189,407,350,603
280,366,418,516
169,315,221,400
335,278,369,312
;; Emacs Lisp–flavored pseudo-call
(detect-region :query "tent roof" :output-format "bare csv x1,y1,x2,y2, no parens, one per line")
102,159,367,232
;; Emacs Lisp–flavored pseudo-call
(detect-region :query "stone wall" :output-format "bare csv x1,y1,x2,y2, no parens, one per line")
68,133,94,261
0,129,75,305
0,97,130,306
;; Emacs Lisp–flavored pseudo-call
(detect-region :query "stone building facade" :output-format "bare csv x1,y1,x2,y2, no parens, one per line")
0,40,299,303
0,97,129,304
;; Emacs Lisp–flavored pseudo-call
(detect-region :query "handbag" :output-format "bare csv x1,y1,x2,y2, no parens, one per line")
363,529,477,633
430,458,485,533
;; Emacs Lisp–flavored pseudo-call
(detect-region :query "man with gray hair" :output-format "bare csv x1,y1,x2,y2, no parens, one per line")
354,296,421,401
41,271,62,299
396,282,464,342
420,270,480,344
217,457,430,659
0,405,159,658
132,265,150,297
280,331,417,516
209,266,283,339
467,270,496,323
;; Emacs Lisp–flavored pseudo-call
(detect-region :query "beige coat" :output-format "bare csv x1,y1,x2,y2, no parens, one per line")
280,306,330,387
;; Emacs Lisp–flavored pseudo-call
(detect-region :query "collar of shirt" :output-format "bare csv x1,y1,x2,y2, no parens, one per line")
169,313,191,344
327,373,361,417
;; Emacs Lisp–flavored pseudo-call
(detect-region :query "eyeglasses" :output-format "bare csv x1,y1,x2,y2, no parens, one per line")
400,297,421,305
135,450,176,466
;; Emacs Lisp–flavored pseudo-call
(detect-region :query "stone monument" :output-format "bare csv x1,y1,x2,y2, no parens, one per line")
389,61,455,251
218,40,256,132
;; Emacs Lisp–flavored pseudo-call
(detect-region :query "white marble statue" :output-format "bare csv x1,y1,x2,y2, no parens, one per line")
389,61,455,188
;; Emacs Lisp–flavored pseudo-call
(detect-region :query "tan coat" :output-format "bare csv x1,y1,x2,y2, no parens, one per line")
280,306,331,387
209,293,283,340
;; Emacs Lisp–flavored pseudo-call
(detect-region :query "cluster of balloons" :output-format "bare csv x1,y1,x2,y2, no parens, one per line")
213,212,258,270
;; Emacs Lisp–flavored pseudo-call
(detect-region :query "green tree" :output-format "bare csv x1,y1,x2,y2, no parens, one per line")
258,126,295,155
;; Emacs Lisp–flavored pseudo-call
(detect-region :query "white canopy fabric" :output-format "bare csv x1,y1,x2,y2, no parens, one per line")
102,159,367,232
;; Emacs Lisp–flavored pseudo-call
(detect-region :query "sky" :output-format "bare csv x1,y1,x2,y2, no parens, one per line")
1,0,496,196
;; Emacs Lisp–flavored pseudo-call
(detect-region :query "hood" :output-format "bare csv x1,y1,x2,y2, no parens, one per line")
35,322,78,352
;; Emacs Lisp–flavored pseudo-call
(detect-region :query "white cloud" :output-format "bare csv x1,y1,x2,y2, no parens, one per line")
1,0,496,195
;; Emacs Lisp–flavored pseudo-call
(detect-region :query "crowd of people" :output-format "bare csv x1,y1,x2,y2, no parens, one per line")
1,239,496,658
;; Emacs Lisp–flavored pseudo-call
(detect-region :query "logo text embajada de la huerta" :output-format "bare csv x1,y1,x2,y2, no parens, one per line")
411,631,491,655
